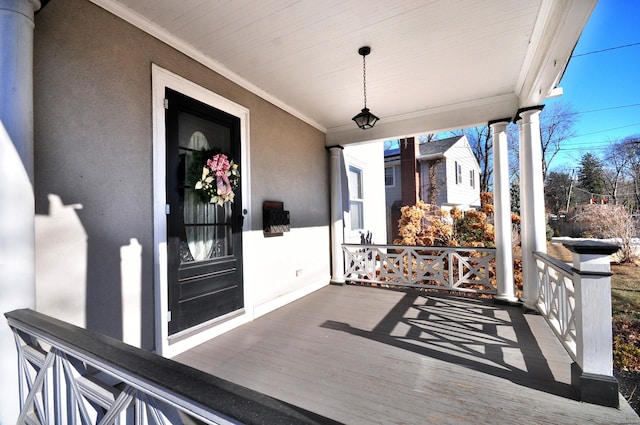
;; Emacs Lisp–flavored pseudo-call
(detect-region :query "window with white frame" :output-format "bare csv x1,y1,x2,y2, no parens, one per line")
348,165,364,231
384,165,394,186
470,169,475,188
455,161,462,184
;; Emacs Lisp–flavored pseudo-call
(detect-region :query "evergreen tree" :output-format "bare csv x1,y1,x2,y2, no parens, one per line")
577,153,605,202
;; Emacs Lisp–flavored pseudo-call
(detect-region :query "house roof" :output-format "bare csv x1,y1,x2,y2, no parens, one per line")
94,0,596,145
418,136,464,157
383,135,465,161
384,147,400,159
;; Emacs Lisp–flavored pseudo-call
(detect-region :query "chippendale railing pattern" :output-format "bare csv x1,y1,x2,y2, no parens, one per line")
533,251,577,361
343,244,496,294
5,309,335,425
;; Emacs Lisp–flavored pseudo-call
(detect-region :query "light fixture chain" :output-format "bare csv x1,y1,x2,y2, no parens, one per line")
352,46,379,129
362,54,367,108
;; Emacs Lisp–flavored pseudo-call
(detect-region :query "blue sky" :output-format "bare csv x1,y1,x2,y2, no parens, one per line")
546,0,640,169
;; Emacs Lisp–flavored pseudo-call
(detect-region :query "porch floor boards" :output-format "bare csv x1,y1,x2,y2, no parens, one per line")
175,285,639,425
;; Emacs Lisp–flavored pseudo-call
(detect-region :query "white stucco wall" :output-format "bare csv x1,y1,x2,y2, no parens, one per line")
33,0,331,356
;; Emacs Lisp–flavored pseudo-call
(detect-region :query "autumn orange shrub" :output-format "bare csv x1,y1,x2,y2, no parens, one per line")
456,209,494,247
393,193,524,295
395,197,497,248
394,201,454,246
480,192,495,216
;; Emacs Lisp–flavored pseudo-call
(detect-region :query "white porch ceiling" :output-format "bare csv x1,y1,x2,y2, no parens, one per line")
91,0,596,145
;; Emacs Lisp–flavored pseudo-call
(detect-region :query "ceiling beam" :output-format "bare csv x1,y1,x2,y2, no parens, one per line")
326,93,518,146
516,0,597,107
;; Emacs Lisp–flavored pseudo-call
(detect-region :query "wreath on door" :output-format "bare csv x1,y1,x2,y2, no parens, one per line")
189,150,240,206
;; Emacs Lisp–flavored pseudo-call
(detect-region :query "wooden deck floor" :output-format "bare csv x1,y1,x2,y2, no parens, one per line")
175,285,640,425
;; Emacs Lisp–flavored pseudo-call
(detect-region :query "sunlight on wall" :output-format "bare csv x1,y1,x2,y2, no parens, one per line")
35,197,143,348
245,226,330,311
35,194,87,327
0,119,35,425
121,238,142,348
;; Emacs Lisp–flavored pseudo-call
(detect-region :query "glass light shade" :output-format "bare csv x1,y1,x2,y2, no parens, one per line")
352,107,380,130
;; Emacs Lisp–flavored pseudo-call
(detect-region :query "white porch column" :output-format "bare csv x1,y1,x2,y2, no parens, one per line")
0,0,40,422
329,146,345,285
517,106,546,310
489,119,518,303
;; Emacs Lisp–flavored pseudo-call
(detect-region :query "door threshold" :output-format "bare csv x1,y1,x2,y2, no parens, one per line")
168,308,245,345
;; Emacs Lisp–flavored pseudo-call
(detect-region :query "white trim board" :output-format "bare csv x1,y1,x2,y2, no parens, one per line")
91,0,325,133
151,64,253,358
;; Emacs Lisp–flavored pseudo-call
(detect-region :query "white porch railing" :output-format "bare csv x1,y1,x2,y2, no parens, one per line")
533,251,577,360
4,309,337,424
343,244,496,294
533,240,620,408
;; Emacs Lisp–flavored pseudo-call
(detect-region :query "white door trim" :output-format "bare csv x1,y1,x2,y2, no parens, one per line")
151,64,252,357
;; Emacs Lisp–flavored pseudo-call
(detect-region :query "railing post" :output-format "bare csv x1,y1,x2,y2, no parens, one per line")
563,240,620,408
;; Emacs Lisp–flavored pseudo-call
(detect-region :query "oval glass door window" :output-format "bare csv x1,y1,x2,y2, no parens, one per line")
182,131,215,263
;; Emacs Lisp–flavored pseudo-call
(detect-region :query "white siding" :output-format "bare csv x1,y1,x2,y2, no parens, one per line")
344,143,387,244
443,140,481,208
384,160,402,210
384,159,401,243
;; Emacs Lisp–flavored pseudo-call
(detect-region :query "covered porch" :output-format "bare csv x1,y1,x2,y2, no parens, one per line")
0,0,621,422
8,283,638,424
175,284,638,424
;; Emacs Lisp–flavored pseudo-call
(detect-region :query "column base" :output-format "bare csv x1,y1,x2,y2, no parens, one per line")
571,362,619,408
493,294,521,306
330,278,345,286
520,297,538,312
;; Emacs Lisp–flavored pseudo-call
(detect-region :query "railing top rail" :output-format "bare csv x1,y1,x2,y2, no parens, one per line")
342,243,496,253
533,251,574,276
5,308,338,425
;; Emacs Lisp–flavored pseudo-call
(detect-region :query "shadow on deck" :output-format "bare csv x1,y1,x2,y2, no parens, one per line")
175,285,639,425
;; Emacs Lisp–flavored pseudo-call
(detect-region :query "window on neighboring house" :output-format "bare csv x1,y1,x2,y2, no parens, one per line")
348,165,364,231
470,169,475,188
455,161,462,184
384,166,394,186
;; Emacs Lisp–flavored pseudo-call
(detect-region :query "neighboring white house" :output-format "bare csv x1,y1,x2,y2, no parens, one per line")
384,135,481,242
417,135,481,210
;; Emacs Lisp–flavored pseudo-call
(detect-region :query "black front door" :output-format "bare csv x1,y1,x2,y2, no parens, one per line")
165,88,243,336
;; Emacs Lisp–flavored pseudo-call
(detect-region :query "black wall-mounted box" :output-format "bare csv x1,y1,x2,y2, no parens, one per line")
263,201,290,236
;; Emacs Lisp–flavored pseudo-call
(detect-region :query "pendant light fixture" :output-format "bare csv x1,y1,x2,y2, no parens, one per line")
352,46,380,130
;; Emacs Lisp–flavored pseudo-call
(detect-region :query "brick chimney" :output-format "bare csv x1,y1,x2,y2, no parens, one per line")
400,137,419,205
391,137,419,243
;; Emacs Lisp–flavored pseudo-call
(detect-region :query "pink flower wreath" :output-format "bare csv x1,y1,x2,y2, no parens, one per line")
194,153,239,206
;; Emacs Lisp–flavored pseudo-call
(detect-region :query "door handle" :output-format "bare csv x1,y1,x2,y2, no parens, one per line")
240,209,247,227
